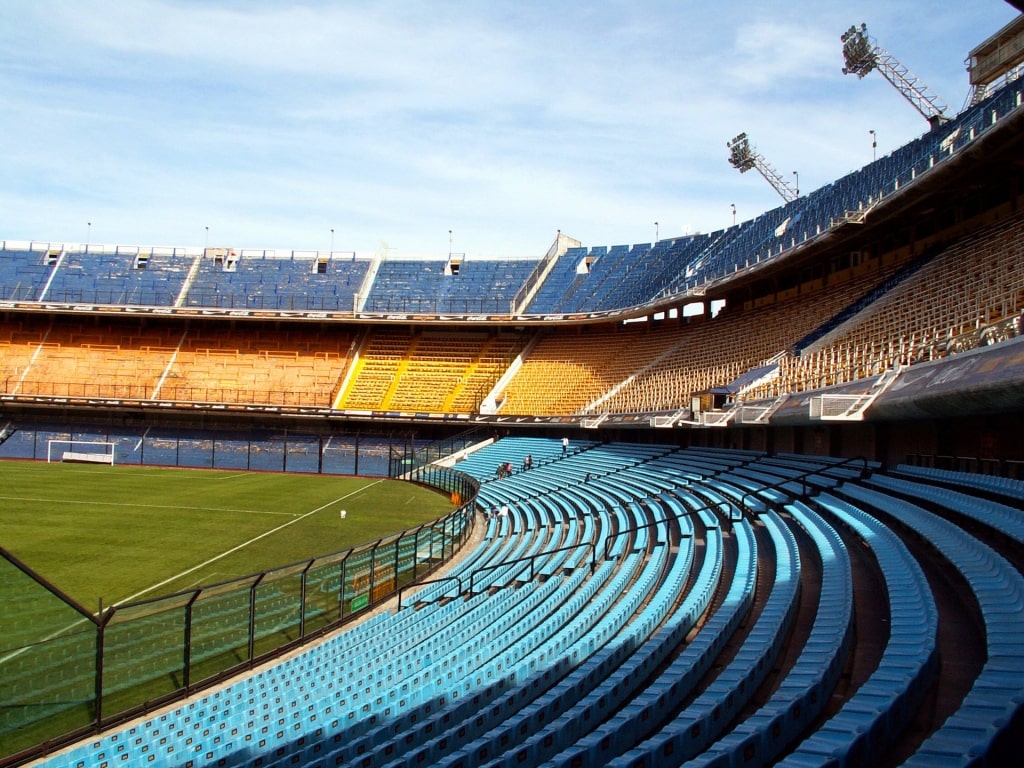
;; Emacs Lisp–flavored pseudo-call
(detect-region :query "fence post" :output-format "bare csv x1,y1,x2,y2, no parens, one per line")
248,573,266,662
299,559,314,639
183,589,201,691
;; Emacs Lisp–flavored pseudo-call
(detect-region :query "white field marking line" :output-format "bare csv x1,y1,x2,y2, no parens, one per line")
180,571,235,590
113,479,384,606
0,480,382,665
0,464,114,476
0,495,296,516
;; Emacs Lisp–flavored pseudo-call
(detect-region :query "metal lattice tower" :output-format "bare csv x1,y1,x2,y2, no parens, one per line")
842,23,950,125
727,133,799,204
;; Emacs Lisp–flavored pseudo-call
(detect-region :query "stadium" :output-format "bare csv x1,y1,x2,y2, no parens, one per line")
2,5,1024,768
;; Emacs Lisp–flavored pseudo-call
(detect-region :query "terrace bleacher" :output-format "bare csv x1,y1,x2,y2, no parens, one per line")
40,250,192,306
1,207,1021,418
746,208,1024,399
0,318,354,407
185,252,368,311
0,249,51,301
363,259,540,315
15,438,1021,768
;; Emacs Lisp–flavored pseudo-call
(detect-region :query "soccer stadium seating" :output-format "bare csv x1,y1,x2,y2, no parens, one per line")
40,250,193,306
2,219,1019,415
1,50,1023,768
186,252,369,311
363,259,540,315
755,209,1024,397
17,438,1021,768
7,189,1019,417
335,329,525,413
0,319,355,406
0,249,53,301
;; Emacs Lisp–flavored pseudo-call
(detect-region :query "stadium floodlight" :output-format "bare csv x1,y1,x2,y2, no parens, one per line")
841,23,949,125
727,133,799,204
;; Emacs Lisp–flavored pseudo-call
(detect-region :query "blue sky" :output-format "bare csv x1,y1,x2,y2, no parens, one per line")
0,1,1018,257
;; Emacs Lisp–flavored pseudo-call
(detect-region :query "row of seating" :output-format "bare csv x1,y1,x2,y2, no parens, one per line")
28,439,1024,768
2,204,1020,415
836,483,1024,767
777,492,939,767
894,463,1024,502
684,499,854,768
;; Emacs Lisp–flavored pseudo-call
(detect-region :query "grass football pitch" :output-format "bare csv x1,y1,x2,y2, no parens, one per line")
0,460,456,610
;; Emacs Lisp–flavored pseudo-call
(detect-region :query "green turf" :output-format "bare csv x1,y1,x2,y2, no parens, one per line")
0,461,455,608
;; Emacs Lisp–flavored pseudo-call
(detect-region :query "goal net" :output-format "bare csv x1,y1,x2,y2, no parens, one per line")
46,440,116,465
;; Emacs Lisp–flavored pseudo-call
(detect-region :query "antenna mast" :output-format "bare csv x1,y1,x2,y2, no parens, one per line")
841,23,949,126
726,133,799,203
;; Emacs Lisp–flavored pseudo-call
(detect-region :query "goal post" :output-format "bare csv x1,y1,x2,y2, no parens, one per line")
46,440,116,465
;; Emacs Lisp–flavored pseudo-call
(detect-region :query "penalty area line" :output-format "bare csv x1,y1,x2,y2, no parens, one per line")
114,479,384,606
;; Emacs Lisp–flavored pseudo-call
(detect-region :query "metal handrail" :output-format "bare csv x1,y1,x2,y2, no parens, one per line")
737,455,871,520
397,575,463,609
468,539,598,594
600,498,727,562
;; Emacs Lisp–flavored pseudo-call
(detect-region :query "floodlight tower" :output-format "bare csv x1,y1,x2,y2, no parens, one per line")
841,23,949,126
727,132,799,204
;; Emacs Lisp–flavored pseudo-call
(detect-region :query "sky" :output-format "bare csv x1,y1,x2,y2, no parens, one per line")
0,1,1019,259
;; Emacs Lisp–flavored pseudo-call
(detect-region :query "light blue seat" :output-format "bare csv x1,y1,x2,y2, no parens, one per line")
838,482,1024,768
